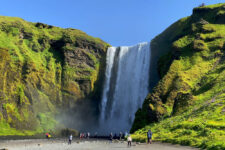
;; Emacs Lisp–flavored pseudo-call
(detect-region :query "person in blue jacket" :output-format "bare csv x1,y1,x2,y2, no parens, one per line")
147,130,152,144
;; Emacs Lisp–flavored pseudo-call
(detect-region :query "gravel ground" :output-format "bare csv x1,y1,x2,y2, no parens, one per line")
0,139,199,150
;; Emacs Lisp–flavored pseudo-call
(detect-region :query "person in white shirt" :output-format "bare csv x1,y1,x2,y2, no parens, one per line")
127,134,132,147
68,134,73,145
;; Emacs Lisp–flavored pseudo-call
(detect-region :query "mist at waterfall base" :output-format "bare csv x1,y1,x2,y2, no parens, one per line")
56,98,100,133
98,42,151,134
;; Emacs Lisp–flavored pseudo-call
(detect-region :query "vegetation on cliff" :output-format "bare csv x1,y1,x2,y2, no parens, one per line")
0,16,109,136
132,3,225,150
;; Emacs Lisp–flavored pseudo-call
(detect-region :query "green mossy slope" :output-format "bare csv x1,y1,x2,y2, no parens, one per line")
132,3,225,149
0,16,109,136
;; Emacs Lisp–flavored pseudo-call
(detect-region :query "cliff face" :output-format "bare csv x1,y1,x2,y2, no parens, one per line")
132,3,225,149
0,16,109,135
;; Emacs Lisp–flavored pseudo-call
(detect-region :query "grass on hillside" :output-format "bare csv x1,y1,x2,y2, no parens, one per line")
0,16,109,136
132,95,225,150
132,4,225,150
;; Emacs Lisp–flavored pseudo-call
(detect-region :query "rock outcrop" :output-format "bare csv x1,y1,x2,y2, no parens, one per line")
0,16,109,135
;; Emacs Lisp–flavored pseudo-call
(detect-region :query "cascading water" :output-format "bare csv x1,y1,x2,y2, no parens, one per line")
99,42,151,133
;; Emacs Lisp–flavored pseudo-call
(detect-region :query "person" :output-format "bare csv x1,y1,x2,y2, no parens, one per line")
45,133,49,139
119,132,123,140
68,134,73,145
82,133,85,138
79,133,82,139
114,133,117,139
147,130,152,144
87,132,90,139
109,132,113,143
83,133,85,138
127,134,132,147
48,133,51,139
94,132,98,138
125,131,128,138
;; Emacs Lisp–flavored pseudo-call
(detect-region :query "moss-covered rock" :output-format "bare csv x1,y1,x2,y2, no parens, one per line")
0,16,110,135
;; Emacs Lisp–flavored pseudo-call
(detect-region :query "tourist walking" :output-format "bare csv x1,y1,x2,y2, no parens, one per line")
109,132,113,143
127,134,132,147
147,130,152,144
68,134,73,145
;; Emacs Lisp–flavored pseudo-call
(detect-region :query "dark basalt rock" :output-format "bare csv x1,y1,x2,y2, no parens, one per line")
64,48,95,68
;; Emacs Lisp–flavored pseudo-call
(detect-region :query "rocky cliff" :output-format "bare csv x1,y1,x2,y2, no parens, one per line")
0,16,109,135
132,3,225,149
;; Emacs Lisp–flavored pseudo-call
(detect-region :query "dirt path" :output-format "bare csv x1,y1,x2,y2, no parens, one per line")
0,139,199,150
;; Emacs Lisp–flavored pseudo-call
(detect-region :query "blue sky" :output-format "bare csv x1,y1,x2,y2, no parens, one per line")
0,0,224,46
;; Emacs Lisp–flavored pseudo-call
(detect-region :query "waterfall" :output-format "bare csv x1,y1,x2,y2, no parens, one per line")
99,42,151,133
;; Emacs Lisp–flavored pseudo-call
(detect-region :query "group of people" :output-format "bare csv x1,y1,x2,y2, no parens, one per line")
127,130,152,147
109,130,152,147
109,131,127,141
79,132,90,139
45,129,153,146
45,133,51,139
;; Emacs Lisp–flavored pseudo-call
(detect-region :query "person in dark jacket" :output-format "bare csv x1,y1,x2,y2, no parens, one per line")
109,132,113,143
147,130,152,144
